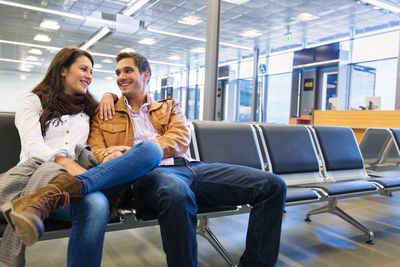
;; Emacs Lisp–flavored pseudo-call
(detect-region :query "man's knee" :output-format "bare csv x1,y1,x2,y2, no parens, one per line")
156,181,196,212
259,172,287,199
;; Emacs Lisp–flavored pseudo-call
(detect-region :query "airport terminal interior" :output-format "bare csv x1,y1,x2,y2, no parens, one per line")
1,0,400,266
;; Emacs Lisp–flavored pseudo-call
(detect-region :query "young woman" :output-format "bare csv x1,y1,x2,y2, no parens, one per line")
0,47,162,266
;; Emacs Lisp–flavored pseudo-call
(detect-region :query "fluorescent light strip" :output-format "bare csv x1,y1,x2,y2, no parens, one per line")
148,28,252,50
123,0,151,16
148,60,184,67
220,41,252,50
0,0,84,19
0,58,42,65
94,69,115,74
0,0,116,25
362,0,400,13
90,52,115,58
0,39,60,50
148,28,206,42
80,27,111,50
293,59,339,69
0,39,182,67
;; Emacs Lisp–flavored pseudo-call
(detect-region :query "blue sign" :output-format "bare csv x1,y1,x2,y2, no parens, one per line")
259,64,267,74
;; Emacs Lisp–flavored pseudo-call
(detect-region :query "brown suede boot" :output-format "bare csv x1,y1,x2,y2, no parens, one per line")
1,172,83,246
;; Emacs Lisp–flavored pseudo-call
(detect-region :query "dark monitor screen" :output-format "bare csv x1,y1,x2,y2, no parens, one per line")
293,48,314,66
315,43,339,62
293,42,339,66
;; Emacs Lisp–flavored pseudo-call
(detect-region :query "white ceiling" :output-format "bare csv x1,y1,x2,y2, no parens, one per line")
0,0,399,78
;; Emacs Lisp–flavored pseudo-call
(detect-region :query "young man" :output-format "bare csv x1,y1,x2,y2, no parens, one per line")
87,51,286,267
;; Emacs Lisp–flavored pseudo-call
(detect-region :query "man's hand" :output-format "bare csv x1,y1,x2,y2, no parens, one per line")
102,145,131,157
102,151,124,163
96,93,116,121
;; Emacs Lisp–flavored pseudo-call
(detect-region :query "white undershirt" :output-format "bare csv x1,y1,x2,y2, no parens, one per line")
15,93,90,164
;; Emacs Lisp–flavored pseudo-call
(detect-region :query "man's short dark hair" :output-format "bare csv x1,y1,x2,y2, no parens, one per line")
116,51,151,82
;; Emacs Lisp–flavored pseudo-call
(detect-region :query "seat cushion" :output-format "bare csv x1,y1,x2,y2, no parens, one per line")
308,180,377,196
368,176,400,188
286,188,319,203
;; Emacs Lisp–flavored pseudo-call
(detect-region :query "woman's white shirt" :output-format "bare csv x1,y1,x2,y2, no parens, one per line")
15,93,90,164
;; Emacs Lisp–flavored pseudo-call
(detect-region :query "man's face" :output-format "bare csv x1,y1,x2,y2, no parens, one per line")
115,57,149,98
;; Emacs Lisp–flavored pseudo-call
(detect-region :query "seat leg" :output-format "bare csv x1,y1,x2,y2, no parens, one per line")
305,198,375,244
305,204,330,222
197,216,236,267
331,205,375,244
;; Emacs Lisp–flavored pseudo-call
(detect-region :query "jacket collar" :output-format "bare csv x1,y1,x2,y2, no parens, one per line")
115,94,164,113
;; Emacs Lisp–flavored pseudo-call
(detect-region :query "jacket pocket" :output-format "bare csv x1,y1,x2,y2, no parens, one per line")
99,123,127,147
100,123,126,133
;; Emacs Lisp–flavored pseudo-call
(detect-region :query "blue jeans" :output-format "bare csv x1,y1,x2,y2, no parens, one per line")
76,141,162,195
52,192,109,267
133,158,286,267
51,141,161,266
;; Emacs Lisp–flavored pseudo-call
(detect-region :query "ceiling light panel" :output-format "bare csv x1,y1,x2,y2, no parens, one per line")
26,56,38,61
40,20,60,30
33,34,51,42
28,48,43,55
178,16,203,26
293,12,320,22
190,47,205,53
138,38,157,45
240,29,262,38
101,58,113,63
168,55,181,60
222,0,250,5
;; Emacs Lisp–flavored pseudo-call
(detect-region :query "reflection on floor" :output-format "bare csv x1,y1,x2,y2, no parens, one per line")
4,193,400,266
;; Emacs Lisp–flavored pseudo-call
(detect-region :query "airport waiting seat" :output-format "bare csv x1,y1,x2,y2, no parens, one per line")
190,120,321,206
256,124,378,244
359,127,400,176
314,126,400,197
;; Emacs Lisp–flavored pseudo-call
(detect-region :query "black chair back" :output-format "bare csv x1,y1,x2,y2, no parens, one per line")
191,121,263,169
313,125,364,171
257,124,320,175
0,112,21,173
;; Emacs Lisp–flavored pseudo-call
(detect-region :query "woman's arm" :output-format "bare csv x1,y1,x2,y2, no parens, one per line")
54,154,87,175
15,93,66,161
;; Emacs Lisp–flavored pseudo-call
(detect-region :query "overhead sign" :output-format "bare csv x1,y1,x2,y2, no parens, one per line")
258,64,267,74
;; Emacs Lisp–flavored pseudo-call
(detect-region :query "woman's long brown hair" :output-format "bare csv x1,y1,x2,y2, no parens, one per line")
32,47,98,136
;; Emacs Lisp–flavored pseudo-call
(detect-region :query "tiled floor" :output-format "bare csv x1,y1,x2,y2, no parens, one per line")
3,193,400,266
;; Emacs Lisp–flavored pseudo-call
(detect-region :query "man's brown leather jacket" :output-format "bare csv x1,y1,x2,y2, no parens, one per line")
87,96,191,163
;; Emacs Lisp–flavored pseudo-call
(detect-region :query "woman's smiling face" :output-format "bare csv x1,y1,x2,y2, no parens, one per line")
61,55,93,95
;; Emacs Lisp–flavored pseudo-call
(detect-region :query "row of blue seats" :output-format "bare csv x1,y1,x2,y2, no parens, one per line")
189,121,400,247
2,111,400,266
